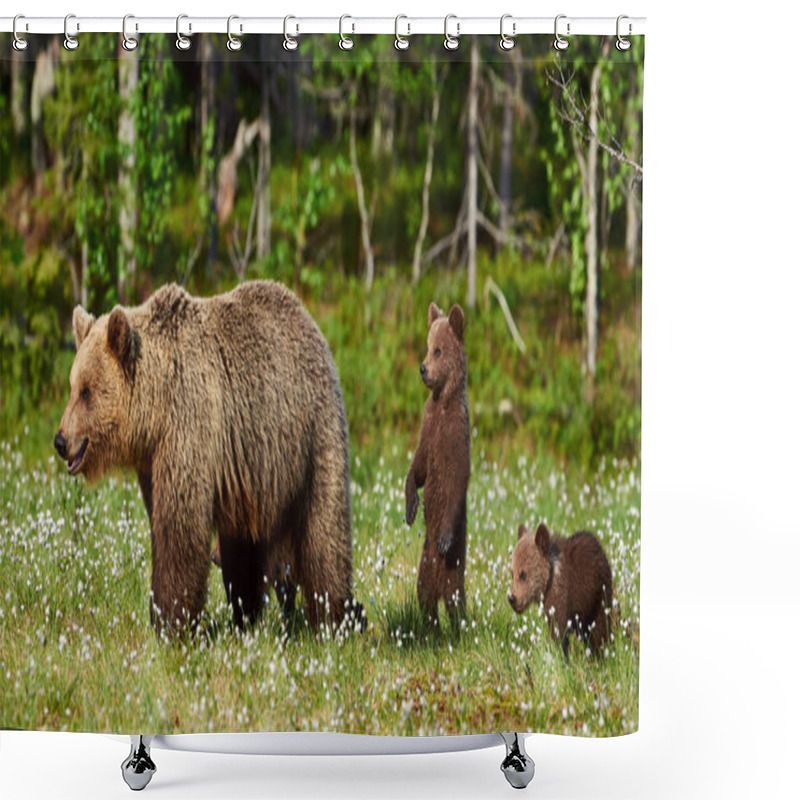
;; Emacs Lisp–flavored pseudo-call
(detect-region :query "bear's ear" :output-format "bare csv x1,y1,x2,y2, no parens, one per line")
517,524,528,541
73,306,95,349
428,303,444,328
534,522,550,554
448,304,465,341
107,307,140,380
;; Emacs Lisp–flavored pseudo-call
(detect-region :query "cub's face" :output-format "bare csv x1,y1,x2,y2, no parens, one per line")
508,523,552,614
420,303,465,396
55,306,136,482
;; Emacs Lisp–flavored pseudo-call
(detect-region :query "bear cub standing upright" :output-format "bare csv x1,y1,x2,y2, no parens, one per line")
405,303,470,624
509,523,613,657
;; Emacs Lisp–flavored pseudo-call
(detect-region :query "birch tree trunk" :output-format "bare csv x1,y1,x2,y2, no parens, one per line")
11,47,29,138
350,106,374,291
498,58,514,244
412,65,441,284
584,40,611,394
257,37,272,262
466,37,480,310
117,42,138,304
201,35,218,272
31,39,58,183
625,177,639,274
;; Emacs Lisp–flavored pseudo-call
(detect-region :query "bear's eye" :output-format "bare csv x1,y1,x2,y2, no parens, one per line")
520,570,527,581
434,347,441,358
80,386,91,402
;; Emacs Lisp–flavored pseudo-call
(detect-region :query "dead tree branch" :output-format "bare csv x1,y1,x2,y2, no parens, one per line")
548,62,643,179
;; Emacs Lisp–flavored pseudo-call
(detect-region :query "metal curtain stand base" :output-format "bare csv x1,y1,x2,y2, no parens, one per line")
120,732,534,791
121,736,157,791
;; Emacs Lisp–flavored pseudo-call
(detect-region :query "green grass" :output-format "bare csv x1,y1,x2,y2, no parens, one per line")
0,437,639,737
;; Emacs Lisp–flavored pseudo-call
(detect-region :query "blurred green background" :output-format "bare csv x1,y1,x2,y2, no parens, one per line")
0,34,642,467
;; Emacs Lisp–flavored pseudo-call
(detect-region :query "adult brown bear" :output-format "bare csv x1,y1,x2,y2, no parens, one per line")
54,281,357,633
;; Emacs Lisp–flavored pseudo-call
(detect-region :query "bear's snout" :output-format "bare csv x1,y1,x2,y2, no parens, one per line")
508,592,516,609
420,363,427,377
54,431,68,460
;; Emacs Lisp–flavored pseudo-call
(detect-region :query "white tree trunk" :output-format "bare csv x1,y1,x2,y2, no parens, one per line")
466,38,480,309
350,107,374,291
201,35,218,271
11,48,28,137
584,44,609,390
31,39,58,181
412,65,441,284
257,41,271,262
117,42,138,304
498,58,514,243
625,177,639,274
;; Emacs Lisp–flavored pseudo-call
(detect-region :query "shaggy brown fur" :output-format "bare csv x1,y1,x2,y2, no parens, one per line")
405,303,470,624
56,281,355,633
509,523,613,656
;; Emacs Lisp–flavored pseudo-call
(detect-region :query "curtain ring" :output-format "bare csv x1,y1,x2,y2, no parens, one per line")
122,14,139,51
394,15,410,51
499,14,515,51
283,15,298,51
227,15,242,52
339,14,354,51
616,15,632,51
64,13,79,51
12,15,29,51
176,14,192,51
553,14,570,51
444,14,460,51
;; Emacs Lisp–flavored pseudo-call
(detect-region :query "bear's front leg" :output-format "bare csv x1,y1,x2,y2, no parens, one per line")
148,464,213,634
405,472,420,526
405,421,429,526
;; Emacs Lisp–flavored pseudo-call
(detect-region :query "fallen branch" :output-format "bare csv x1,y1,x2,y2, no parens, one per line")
484,276,527,354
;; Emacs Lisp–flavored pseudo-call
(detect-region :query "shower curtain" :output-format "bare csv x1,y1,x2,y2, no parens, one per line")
0,20,643,740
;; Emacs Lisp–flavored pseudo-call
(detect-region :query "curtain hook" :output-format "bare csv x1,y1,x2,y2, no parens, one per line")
283,15,298,51
616,15,632,51
227,15,242,52
395,15,410,51
176,14,192,50
499,14,516,51
64,13,79,51
339,14,354,51
444,14,460,51
122,14,139,51
553,14,570,51
12,15,29,51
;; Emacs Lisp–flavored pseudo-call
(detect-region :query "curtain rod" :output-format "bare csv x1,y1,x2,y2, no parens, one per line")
1,16,646,38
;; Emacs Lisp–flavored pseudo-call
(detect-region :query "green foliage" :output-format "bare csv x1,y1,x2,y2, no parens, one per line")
1,35,643,469
265,155,347,289
0,218,72,426
131,38,192,276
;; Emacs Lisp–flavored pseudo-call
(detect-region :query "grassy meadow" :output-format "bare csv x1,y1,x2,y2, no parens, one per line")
0,431,639,737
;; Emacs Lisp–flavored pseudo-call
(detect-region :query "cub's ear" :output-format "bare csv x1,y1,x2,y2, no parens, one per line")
448,304,465,341
428,303,444,328
534,522,550,555
73,306,95,349
517,524,528,541
107,307,140,380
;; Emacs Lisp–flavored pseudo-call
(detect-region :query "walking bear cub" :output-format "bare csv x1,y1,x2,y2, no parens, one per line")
55,281,358,634
405,303,470,624
509,523,612,656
